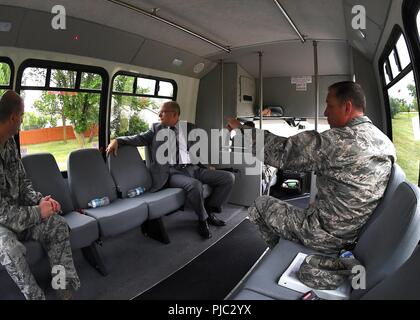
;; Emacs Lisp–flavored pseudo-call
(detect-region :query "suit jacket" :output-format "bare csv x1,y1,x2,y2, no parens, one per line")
117,122,203,192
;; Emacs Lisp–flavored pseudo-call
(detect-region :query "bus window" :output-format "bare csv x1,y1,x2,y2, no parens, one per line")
396,35,411,70
383,63,391,84
18,63,105,171
381,29,419,184
0,60,13,96
158,81,175,97
417,10,420,37
136,77,156,95
389,49,400,77
22,67,47,87
113,75,135,93
50,69,76,88
110,72,176,159
80,72,102,90
388,71,419,183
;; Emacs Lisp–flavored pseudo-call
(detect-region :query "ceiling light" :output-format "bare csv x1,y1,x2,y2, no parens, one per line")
193,62,205,74
172,58,183,66
0,22,12,32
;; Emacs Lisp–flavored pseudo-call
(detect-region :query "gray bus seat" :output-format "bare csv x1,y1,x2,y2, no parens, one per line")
231,240,318,300
22,153,99,250
359,163,405,233
233,288,275,300
361,245,420,300
351,181,420,298
108,146,185,220
21,153,107,275
231,180,420,300
67,149,148,238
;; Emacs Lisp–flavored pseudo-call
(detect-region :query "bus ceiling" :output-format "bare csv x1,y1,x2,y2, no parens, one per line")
0,0,391,78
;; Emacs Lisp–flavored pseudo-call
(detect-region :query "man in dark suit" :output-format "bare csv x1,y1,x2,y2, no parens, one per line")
106,101,235,239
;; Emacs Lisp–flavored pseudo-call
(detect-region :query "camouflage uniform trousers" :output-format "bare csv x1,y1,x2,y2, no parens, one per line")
0,214,80,300
248,195,307,249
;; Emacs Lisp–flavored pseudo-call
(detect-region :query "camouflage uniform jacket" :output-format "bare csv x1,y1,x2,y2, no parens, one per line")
253,116,396,249
0,138,42,233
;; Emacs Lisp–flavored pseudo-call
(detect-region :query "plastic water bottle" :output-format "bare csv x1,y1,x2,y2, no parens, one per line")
127,187,145,198
340,250,354,258
88,196,110,208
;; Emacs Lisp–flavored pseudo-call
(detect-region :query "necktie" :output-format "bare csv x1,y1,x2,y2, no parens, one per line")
170,126,179,164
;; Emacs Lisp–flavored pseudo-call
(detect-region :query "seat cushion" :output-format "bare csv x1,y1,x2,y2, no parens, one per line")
233,288,275,300
22,153,75,213
124,188,185,220
64,211,99,249
108,146,153,198
84,199,148,238
242,240,319,300
352,182,420,299
360,163,405,233
360,246,420,300
68,149,118,209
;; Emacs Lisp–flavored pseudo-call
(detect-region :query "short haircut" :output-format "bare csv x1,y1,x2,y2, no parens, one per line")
163,101,181,115
243,121,256,128
0,90,23,123
328,81,366,112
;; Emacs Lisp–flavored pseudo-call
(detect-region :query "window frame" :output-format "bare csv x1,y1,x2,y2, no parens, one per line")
15,59,109,161
402,0,420,118
378,25,414,139
110,71,178,99
108,71,178,144
402,0,420,186
0,57,15,91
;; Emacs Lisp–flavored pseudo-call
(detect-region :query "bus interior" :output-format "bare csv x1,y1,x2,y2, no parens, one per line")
1,0,420,301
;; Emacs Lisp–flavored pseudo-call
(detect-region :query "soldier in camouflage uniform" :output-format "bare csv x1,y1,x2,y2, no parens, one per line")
0,91,80,300
227,82,396,253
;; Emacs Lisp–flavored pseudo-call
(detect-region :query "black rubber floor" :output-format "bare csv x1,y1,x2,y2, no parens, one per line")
135,219,267,300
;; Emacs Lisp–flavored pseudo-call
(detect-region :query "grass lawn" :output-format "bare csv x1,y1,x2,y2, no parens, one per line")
392,112,420,184
22,138,99,171
22,138,145,171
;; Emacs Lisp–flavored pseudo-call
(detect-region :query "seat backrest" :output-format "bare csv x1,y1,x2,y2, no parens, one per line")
352,182,420,299
108,146,152,198
22,153,74,213
360,245,420,300
67,148,117,209
359,163,405,234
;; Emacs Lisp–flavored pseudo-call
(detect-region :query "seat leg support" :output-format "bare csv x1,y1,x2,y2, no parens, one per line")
82,241,108,276
142,217,170,244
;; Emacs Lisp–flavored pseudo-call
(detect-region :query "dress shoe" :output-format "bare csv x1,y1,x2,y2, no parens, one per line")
207,212,226,226
198,220,212,239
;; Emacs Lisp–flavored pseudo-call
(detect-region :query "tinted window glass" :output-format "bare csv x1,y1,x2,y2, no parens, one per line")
19,66,104,171
388,71,419,184
22,67,47,87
